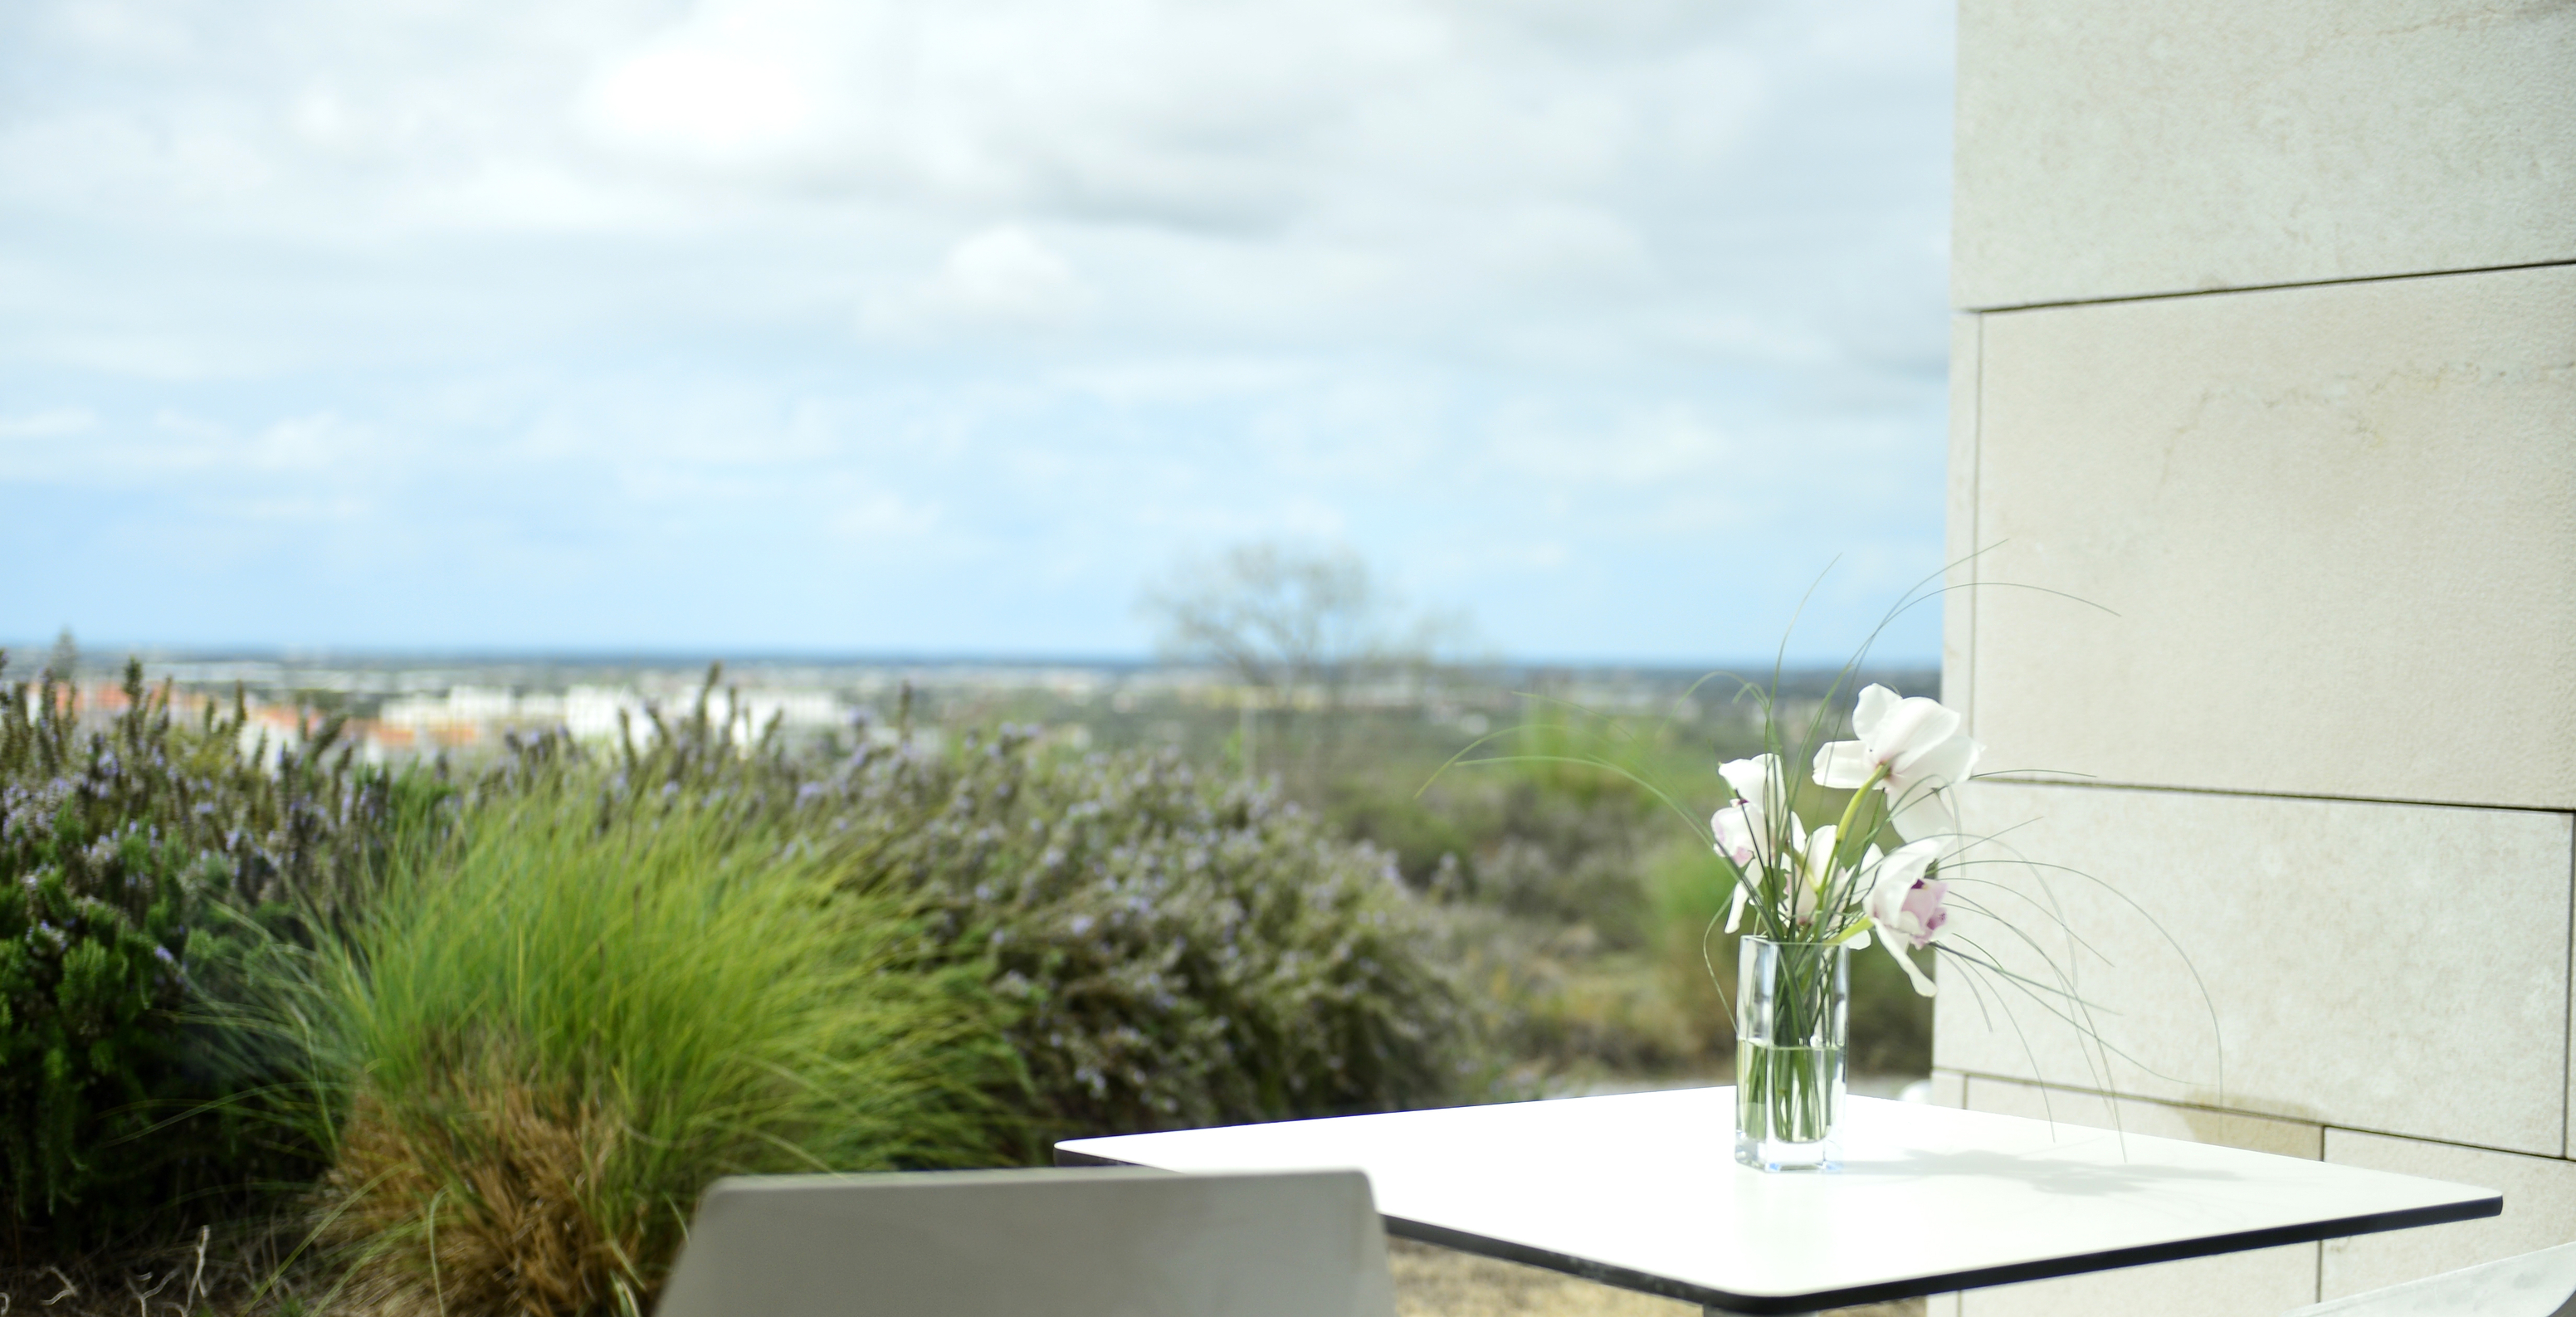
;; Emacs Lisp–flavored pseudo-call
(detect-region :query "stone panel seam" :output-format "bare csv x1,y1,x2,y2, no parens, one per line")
1954,1067,2573,1161
2318,1124,2576,1165
1974,775,2576,818
1962,256,2576,315
1968,311,1983,739
2566,822,2574,1159
1944,1070,2320,1132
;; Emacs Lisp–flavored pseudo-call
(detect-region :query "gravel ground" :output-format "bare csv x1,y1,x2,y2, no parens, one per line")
1389,1238,1925,1317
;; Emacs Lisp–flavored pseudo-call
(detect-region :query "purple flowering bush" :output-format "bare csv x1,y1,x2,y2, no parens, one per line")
0,653,1477,1288
547,683,1482,1146
0,657,437,1251
827,732,1475,1138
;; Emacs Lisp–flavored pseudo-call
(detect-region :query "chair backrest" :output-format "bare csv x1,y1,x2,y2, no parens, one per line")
656,1166,1397,1317
2281,1241,2576,1316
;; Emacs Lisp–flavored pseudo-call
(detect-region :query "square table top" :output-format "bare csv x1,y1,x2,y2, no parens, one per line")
1057,1087,2500,1315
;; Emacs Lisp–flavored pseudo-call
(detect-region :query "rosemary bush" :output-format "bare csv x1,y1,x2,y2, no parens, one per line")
832,733,1471,1135
0,657,432,1251
553,680,1479,1140
0,651,1476,1306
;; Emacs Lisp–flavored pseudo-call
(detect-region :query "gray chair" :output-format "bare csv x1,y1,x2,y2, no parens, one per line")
657,1166,1397,1317
2282,1241,2576,1316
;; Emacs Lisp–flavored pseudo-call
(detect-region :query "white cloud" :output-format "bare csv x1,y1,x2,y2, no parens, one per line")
1053,357,1317,406
862,224,1089,334
940,227,1080,318
0,0,1954,660
829,490,944,543
0,407,97,438
249,412,369,471
1492,403,1739,488
579,7,829,162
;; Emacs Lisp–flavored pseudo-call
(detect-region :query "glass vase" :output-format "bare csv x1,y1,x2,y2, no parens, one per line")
1734,934,1848,1173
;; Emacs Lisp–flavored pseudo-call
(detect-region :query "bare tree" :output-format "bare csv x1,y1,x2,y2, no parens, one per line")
45,627,79,683
1141,541,1466,783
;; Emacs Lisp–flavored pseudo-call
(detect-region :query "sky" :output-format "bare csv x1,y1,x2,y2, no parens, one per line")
0,0,1954,666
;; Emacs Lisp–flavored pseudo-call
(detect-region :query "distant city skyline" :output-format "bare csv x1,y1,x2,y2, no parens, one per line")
2,637,1944,680
1,0,1954,664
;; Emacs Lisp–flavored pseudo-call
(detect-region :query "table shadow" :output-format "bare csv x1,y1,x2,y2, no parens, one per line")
1834,1146,2243,1197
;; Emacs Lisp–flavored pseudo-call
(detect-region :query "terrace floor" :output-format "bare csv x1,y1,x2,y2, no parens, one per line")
1390,1238,1924,1317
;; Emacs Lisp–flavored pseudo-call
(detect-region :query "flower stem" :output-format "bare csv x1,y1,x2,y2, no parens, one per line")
1829,763,1889,868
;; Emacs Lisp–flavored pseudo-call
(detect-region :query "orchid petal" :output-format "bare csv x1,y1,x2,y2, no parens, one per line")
1803,824,1837,882
1812,739,1871,788
1720,754,1781,806
1881,939,1937,997
1886,786,1960,844
1714,803,1771,871
1900,878,1952,946
1899,729,1982,792
1879,701,1964,776
1851,684,1898,742
1867,839,1941,902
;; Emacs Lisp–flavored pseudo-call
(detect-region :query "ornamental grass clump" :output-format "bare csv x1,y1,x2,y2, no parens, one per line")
298,785,1012,1317
536,671,1481,1140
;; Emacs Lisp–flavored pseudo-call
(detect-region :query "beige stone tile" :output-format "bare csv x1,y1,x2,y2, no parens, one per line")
1964,1076,2321,1159
1957,1240,2318,1317
1943,312,1980,727
2320,1130,2576,1300
1969,265,2576,809
1931,782,2572,1155
1954,0,2576,308
1928,1068,1967,1110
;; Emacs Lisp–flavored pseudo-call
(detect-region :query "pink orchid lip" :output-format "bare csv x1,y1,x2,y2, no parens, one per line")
1897,878,1950,948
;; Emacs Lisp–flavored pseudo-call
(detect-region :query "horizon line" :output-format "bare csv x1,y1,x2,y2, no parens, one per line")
2,641,1939,676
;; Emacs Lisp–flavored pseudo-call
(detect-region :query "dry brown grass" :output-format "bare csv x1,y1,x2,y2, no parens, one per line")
0,1220,327,1317
1390,1237,1928,1317
321,1076,656,1317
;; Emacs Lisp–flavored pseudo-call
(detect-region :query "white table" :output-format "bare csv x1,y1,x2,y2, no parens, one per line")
1057,1087,2500,1316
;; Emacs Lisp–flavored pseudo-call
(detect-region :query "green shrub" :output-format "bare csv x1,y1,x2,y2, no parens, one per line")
540,679,1481,1140
0,659,431,1251
1367,690,1932,1084
0,778,219,1234
293,785,1010,1317
822,732,1476,1136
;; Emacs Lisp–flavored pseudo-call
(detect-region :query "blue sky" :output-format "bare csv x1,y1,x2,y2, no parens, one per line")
0,0,1954,665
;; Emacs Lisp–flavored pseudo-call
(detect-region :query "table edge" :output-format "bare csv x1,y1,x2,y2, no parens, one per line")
1053,1145,2503,1315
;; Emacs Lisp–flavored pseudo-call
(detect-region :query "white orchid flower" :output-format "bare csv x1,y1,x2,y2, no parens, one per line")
1790,823,1840,925
1712,803,1757,933
1861,838,1948,996
1812,684,1983,841
1712,754,1792,933
1713,807,1808,932
1720,754,1787,815
1829,840,1885,949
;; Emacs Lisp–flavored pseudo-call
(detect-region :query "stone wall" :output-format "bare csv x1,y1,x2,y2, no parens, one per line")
1933,2,2576,1313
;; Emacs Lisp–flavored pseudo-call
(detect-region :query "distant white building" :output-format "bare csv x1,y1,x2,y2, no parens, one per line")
563,686,647,743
